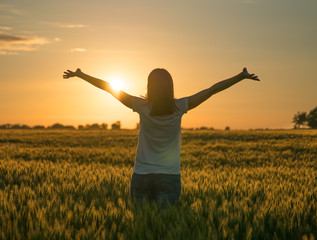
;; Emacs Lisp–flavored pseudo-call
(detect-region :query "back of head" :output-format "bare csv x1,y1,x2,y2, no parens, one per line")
147,68,175,116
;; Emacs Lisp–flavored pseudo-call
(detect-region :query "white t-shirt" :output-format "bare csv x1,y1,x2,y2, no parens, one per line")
132,97,188,174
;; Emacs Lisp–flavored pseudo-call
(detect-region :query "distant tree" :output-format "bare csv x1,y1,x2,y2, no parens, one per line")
33,125,45,129
0,124,11,129
11,124,22,129
85,124,91,130
101,123,108,130
225,126,230,131
292,111,307,129
64,125,75,130
90,123,100,130
10,124,30,129
111,121,121,130
307,107,317,129
78,125,84,130
50,123,65,129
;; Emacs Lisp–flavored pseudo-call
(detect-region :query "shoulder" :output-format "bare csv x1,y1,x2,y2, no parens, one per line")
175,97,188,114
132,96,148,113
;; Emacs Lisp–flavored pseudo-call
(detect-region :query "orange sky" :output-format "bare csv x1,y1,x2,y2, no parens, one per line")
0,0,316,129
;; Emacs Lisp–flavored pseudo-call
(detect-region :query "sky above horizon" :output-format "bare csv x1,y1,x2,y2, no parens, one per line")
0,0,316,129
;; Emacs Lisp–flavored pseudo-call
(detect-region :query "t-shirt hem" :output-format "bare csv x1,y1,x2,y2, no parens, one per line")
133,169,181,175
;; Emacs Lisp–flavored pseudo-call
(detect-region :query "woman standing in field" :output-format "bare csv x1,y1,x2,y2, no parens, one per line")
63,67,259,207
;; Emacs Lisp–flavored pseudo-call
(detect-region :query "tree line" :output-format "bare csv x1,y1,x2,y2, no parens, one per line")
292,106,317,129
0,121,123,130
0,123,232,131
2,106,316,130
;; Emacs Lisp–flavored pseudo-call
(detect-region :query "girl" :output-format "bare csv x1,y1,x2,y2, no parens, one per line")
63,67,259,207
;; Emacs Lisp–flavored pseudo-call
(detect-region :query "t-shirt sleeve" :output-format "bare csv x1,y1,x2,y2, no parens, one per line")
176,97,188,114
132,96,147,113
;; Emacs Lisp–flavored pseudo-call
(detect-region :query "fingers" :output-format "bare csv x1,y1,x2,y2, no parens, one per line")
251,75,260,81
64,70,74,74
63,70,72,79
243,67,260,81
63,73,70,78
63,70,75,79
246,72,260,81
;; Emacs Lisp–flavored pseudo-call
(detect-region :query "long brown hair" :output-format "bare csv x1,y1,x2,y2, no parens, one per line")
147,68,175,116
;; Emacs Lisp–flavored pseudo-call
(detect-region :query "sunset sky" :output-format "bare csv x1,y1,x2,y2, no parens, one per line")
1,0,316,129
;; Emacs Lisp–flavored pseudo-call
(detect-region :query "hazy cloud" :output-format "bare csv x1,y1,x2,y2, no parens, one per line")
54,37,61,42
0,26,12,31
0,50,18,55
60,24,87,28
0,4,22,15
70,48,86,52
0,33,48,55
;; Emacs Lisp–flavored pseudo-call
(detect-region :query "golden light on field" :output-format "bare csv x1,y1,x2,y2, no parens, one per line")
1,129,316,238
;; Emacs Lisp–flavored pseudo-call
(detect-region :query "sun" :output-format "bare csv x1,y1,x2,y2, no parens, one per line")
109,77,123,92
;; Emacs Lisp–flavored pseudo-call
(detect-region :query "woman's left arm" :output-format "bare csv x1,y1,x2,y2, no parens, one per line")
63,68,133,109
187,68,259,110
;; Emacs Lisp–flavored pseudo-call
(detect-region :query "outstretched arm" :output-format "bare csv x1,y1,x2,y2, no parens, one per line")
187,68,259,110
63,68,133,109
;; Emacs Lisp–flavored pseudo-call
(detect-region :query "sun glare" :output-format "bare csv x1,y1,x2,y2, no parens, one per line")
109,77,123,92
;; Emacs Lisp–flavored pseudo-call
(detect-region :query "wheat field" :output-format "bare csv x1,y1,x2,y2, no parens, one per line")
0,129,316,239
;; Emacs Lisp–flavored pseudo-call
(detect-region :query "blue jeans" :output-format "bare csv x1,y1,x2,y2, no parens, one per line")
130,172,181,207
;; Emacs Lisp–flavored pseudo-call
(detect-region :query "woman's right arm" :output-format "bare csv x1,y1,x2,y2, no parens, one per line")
63,68,133,109
187,68,259,111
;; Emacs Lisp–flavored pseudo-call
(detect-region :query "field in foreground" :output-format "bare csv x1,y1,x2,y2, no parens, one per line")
0,129,316,240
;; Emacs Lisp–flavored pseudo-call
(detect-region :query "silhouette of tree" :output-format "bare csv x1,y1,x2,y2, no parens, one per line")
101,123,108,130
48,123,74,129
111,121,121,130
225,126,230,131
50,123,65,129
0,124,11,129
78,125,84,130
89,123,100,130
33,125,45,129
292,112,307,129
307,107,317,129
11,124,22,129
9,124,30,129
64,125,75,130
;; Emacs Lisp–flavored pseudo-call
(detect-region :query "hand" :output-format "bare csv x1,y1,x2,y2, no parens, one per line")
242,67,260,81
63,68,82,79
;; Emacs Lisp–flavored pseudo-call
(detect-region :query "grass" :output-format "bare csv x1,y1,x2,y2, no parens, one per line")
0,129,316,239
